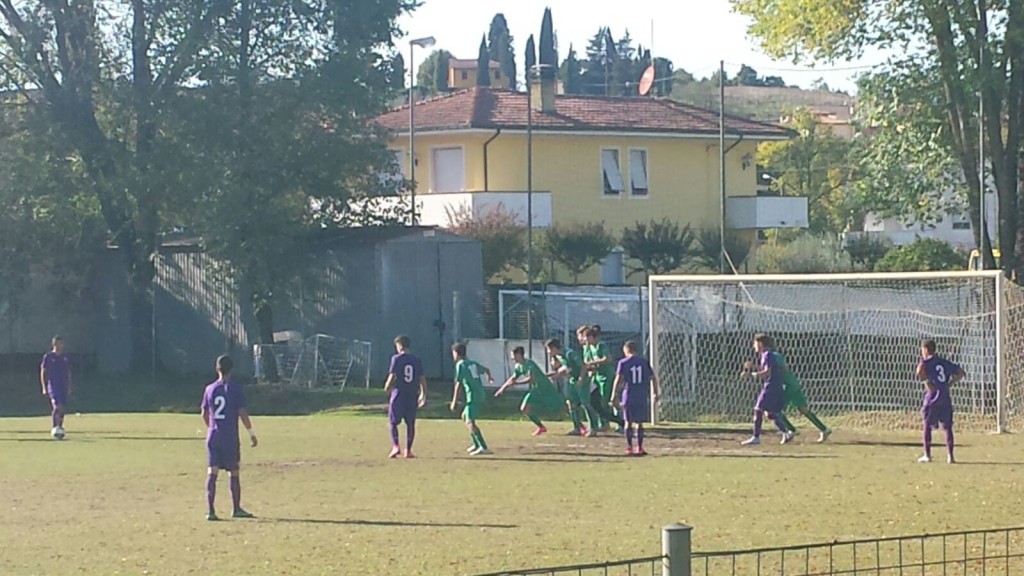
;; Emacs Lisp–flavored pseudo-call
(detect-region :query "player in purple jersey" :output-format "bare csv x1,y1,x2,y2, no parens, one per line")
915,339,964,464
741,334,792,446
611,341,660,456
40,335,72,438
383,335,427,459
200,355,258,521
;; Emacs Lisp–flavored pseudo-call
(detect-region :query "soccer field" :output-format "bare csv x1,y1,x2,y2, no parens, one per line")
2,413,1024,575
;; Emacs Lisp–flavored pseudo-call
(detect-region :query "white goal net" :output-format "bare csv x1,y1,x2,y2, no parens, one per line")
253,334,372,390
649,271,1024,432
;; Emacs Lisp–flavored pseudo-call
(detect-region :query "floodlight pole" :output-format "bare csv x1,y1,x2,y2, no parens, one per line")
978,0,986,268
526,68,533,358
719,60,727,275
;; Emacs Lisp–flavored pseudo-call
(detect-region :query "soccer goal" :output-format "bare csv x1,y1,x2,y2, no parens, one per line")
254,334,372,390
649,271,1024,433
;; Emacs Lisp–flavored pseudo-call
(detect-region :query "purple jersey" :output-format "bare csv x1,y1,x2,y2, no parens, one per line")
41,352,71,390
616,355,653,405
389,352,423,402
201,379,247,444
919,355,961,406
760,350,782,392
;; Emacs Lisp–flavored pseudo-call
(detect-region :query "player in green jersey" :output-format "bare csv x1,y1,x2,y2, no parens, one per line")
545,338,597,437
766,335,832,443
495,346,564,436
450,343,494,455
583,326,623,432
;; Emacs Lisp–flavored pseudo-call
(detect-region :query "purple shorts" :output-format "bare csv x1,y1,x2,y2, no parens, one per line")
923,401,954,428
622,400,650,424
388,399,418,426
47,384,67,407
207,438,240,470
755,387,784,414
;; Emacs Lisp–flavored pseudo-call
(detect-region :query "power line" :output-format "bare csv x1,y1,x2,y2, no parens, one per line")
724,62,882,73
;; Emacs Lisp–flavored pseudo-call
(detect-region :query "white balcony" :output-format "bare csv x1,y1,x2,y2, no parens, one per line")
727,196,809,229
417,191,553,229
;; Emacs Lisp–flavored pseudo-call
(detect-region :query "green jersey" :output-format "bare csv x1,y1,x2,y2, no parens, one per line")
587,342,615,383
773,352,800,390
561,349,583,383
515,359,558,395
455,359,487,404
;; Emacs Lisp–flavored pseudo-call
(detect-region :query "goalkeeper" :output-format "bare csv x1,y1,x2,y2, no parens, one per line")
766,336,832,443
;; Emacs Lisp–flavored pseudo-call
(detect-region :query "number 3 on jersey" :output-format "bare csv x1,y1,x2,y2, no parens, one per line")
212,395,227,420
404,364,415,384
934,365,946,383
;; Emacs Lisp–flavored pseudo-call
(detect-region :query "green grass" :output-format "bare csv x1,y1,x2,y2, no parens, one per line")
3,411,1024,575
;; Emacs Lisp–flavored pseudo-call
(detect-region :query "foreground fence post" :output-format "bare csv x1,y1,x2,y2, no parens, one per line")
662,523,693,576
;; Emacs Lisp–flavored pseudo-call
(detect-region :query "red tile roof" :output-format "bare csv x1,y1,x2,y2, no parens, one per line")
376,87,792,138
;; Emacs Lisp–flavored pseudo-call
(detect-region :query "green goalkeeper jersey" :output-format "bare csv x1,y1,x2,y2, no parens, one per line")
774,352,801,391
561,349,583,384
587,342,615,383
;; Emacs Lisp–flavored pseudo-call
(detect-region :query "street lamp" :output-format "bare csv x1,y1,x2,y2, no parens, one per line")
525,63,553,359
408,36,436,226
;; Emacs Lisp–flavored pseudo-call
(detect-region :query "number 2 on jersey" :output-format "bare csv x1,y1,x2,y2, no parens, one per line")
212,395,227,420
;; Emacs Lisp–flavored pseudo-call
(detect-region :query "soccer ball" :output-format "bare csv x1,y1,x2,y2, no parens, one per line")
51,426,65,440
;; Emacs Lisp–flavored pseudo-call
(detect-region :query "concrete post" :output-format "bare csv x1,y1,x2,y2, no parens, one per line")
662,523,693,576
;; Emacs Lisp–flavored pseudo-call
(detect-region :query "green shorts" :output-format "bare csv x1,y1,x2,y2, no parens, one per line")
595,378,612,401
784,383,808,410
562,380,588,407
462,402,480,422
523,390,564,414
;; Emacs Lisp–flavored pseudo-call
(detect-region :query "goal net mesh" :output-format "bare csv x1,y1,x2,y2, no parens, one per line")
254,334,371,390
650,272,1024,432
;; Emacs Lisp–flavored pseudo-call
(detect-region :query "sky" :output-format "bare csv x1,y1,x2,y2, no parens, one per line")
397,0,889,94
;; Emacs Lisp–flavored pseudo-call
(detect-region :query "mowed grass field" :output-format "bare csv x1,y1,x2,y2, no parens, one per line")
3,409,1024,575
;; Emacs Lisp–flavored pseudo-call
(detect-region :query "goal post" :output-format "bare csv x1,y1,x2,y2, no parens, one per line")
649,270,1017,432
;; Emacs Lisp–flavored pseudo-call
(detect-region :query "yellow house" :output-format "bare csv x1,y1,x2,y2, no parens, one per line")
375,79,799,282
448,58,509,90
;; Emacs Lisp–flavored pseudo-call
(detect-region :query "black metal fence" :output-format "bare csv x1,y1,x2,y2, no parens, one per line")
692,527,1024,576
474,555,667,576
473,525,1024,576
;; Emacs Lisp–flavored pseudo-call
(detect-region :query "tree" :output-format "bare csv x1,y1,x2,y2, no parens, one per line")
692,227,753,272
559,45,584,94
874,238,966,272
652,57,675,97
524,35,537,82
390,52,407,92
749,233,854,273
757,108,859,234
736,64,762,86
445,205,525,282
538,8,557,80
731,0,1023,277
844,234,893,271
488,13,517,90
417,49,453,95
621,219,695,276
476,36,491,86
544,223,616,282
610,31,637,96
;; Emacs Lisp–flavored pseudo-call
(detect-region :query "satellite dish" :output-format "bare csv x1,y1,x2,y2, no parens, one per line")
638,65,656,96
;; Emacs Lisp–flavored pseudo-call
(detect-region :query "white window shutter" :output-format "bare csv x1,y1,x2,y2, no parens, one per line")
432,148,465,192
601,149,623,194
629,149,648,195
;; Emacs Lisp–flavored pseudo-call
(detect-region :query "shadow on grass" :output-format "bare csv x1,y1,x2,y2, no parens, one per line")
264,517,516,529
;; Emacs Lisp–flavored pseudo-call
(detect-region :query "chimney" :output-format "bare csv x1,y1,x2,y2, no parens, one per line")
530,73,556,114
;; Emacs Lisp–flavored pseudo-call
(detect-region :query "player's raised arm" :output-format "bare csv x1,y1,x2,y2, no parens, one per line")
239,408,258,447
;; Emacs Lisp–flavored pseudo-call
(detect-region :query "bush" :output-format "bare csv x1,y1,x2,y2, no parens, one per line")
843,234,893,271
693,226,753,272
873,238,966,272
749,233,854,274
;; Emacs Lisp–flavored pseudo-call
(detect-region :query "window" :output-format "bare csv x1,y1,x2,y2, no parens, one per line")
461,71,468,80
952,220,971,230
432,147,465,192
628,149,649,196
601,149,624,196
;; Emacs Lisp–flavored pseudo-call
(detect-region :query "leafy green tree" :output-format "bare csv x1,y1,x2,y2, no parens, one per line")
417,49,453,95
487,13,517,89
843,235,893,271
559,45,584,94
544,223,617,282
538,8,557,80
524,35,537,82
757,108,859,234
874,238,966,272
692,226,753,272
749,234,854,274
445,205,525,283
581,27,614,96
731,0,1022,276
476,36,491,86
621,219,695,276
652,57,675,97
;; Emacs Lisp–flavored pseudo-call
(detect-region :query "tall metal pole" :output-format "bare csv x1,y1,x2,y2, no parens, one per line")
408,42,417,226
718,60,726,275
978,0,986,267
526,67,534,359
